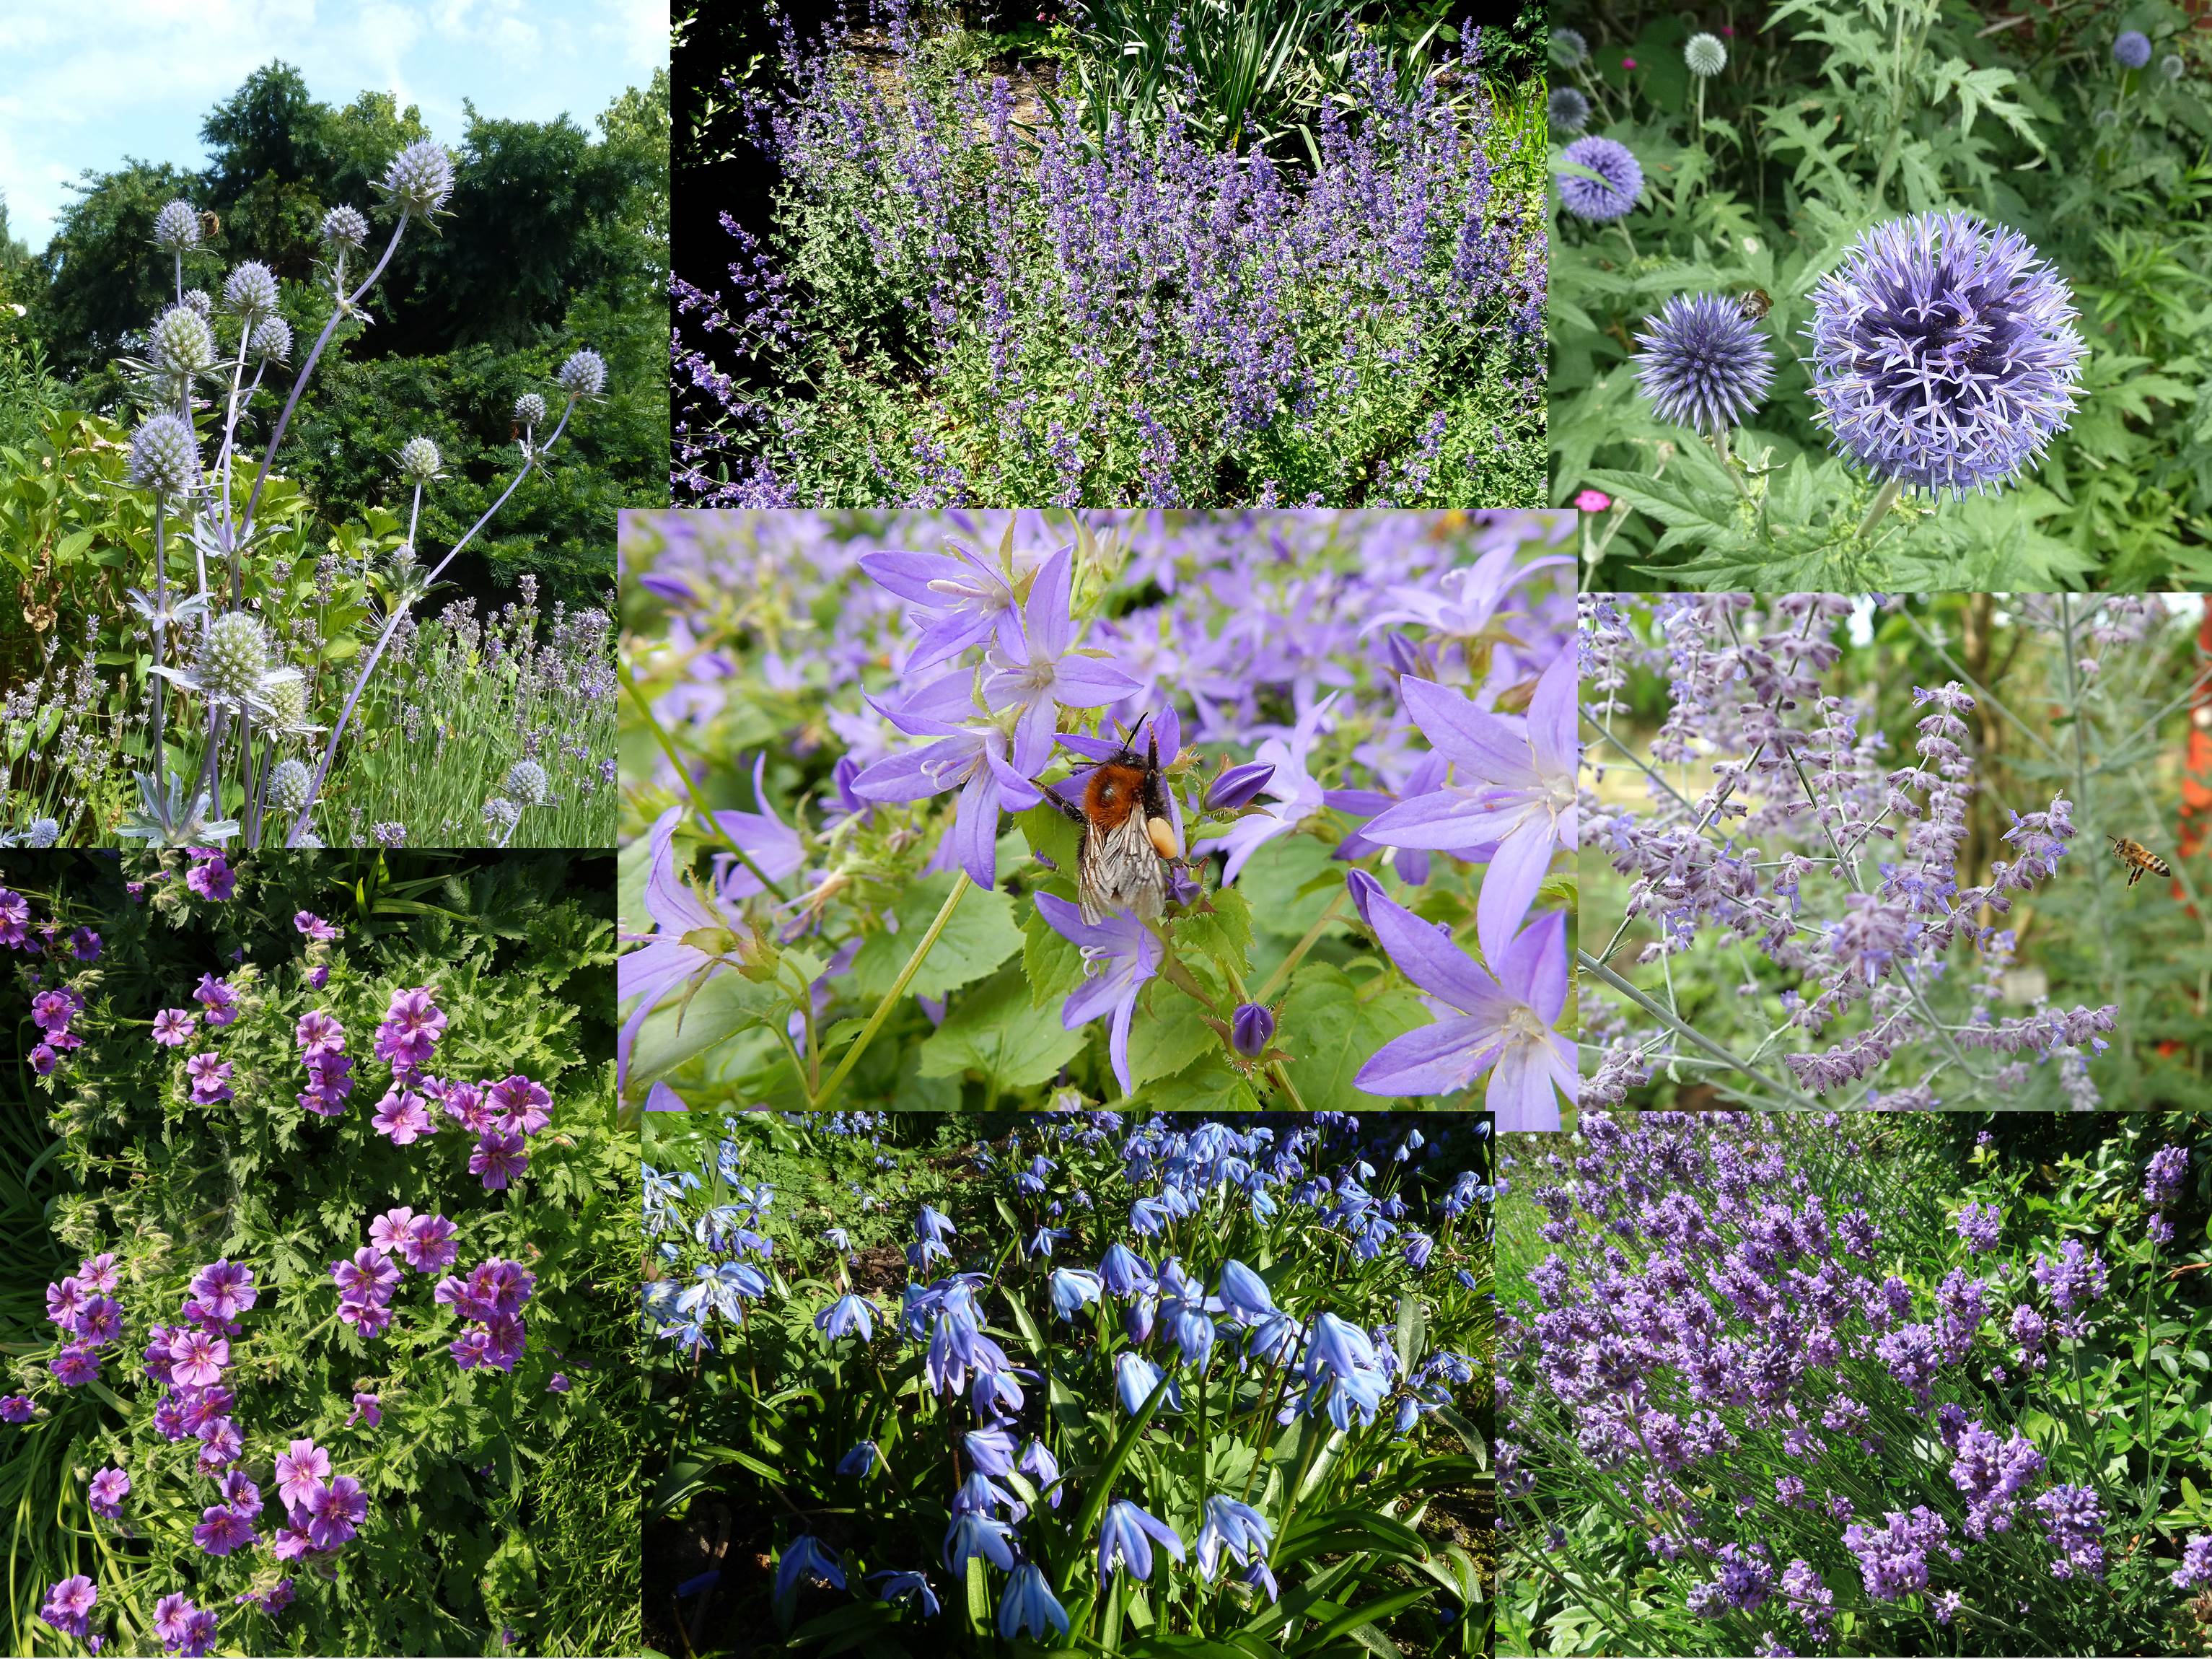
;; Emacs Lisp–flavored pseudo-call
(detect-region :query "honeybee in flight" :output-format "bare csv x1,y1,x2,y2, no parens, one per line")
2107,834,2172,888
1039,719,1185,924
1737,287,1773,321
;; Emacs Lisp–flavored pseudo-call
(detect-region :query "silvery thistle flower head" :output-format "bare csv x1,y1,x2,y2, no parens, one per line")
129,411,201,498
1552,26,1588,67
380,139,456,216
514,393,546,427
557,349,607,400
223,261,279,319
27,818,59,849
2161,53,2185,81
152,200,201,253
1634,292,1777,433
1555,136,1643,222
1548,86,1591,133
1804,211,2086,497
398,437,442,485
249,316,292,362
321,206,369,250
482,796,522,835
1685,32,1727,76
504,759,549,805
180,289,214,320
152,305,216,380
2113,30,2152,68
267,759,312,815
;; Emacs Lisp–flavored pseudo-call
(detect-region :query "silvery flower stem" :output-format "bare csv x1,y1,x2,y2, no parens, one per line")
286,404,572,845
216,328,251,596
240,213,412,545
151,499,169,773
1856,475,1905,538
1578,947,1812,1105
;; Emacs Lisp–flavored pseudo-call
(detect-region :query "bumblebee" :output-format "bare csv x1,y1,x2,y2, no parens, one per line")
198,211,222,241
2107,834,2172,888
1039,720,1185,924
1737,287,1773,321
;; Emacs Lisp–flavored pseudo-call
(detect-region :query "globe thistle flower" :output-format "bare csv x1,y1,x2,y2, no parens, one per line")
249,316,293,362
152,305,216,378
152,201,202,255
27,818,59,849
194,612,272,706
2114,30,2151,69
264,673,319,736
223,261,279,319
483,797,522,836
504,759,549,806
1685,32,1727,76
180,289,214,320
129,411,201,498
398,437,442,485
1804,211,2086,497
1633,292,1776,433
2161,54,2185,80
1556,136,1642,223
1548,86,1591,133
267,760,312,815
514,393,546,427
557,349,607,400
321,206,369,250
1552,27,1588,67
381,140,455,216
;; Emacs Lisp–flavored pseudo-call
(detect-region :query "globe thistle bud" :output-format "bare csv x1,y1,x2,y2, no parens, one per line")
381,139,455,216
2114,30,2152,69
513,392,546,427
224,261,279,319
1548,86,1591,133
1555,136,1643,223
557,349,607,400
249,316,293,362
1633,292,1776,434
26,818,59,849
1684,32,1727,76
152,201,201,253
129,411,201,498
321,205,370,250
266,673,310,731
1551,26,1588,68
398,437,442,484
152,306,216,377
504,759,549,806
268,758,312,814
2161,54,2185,81
180,289,214,320
195,611,271,705
482,796,522,834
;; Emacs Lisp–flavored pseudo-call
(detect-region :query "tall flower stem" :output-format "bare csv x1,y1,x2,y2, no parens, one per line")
1857,475,1905,539
815,874,972,1107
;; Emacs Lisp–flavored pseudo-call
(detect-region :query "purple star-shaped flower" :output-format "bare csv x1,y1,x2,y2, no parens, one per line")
1035,893,1161,1096
980,547,1143,773
1195,696,1335,883
859,539,1028,673
850,670,1042,890
1363,650,1576,963
706,753,806,901
1351,877,1575,1126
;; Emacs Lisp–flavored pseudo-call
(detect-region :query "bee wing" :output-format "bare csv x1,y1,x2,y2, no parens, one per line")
1079,813,1167,924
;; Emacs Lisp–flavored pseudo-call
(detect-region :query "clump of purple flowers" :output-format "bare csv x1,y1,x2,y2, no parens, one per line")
42,1251,125,1389
437,1258,537,1372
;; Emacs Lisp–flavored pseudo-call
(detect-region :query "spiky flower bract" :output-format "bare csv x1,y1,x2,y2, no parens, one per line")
557,349,607,399
1804,211,2086,497
1548,86,1591,133
2114,30,2152,68
1685,32,1727,76
1556,136,1643,223
249,317,292,362
224,261,279,318
180,289,214,320
504,760,549,806
321,206,369,249
267,759,312,814
1633,292,1776,433
152,306,216,377
153,201,201,253
398,438,442,484
381,141,455,216
129,412,201,498
514,393,546,427
1552,27,1588,67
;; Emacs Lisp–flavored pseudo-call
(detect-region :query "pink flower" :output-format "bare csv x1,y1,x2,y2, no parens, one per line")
1622,55,1638,69
30,1044,56,1075
189,1260,257,1320
304,1474,367,1550
486,1074,553,1136
166,1331,228,1388
294,1010,345,1059
193,973,238,1026
330,1248,399,1305
89,1466,130,1517
271,1523,316,1561
346,1391,382,1429
76,1296,123,1344
294,911,342,941
219,1471,261,1517
1571,488,1612,512
39,1576,97,1640
186,856,234,901
273,1438,330,1511
338,1298,395,1339
152,1008,198,1046
78,1253,118,1292
374,986,447,1071
439,1080,493,1133
45,1275,87,1330
195,1419,243,1472
470,1133,530,1191
371,1088,434,1143
192,1504,257,1556
368,1207,418,1257
547,1373,571,1393
402,1213,460,1274
183,1052,233,1104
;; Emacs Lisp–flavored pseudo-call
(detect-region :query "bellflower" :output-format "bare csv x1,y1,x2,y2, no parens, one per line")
1050,1267,1103,1318
1194,1496,1275,1582
615,805,747,1092
816,1293,879,1341
1035,894,1162,1095
867,1569,942,1617
1097,1499,1185,1582
850,671,1042,890
859,542,1027,673
980,546,1144,772
999,1563,1071,1641
774,1534,846,1601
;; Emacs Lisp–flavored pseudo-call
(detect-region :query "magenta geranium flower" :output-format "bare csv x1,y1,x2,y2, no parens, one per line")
299,1053,354,1115
76,1296,123,1344
374,986,447,1071
1351,877,1575,1126
304,1474,367,1549
78,1252,118,1292
193,1503,258,1556
274,1438,330,1510
194,1418,244,1473
167,1331,229,1388
486,1074,553,1135
190,1260,257,1320
331,1248,399,1305
1363,650,1577,963
219,1471,260,1517
368,1207,418,1258
38,1575,96,1640
193,972,240,1025
184,1051,233,1103
45,1275,87,1330
346,1391,382,1428
52,1344,101,1386
438,1079,493,1132
0,1395,33,1422
186,854,235,901
295,1010,344,1059
88,1466,130,1517
339,1297,395,1337
371,1087,434,1142
470,1131,530,1190
152,1007,198,1046
402,1213,460,1273
30,989,79,1031
294,910,342,941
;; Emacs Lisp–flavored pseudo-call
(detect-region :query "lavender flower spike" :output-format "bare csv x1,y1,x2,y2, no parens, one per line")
1804,211,2086,498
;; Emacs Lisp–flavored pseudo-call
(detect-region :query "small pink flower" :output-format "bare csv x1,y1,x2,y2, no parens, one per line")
152,1008,198,1046
167,1331,228,1388
193,973,238,1025
1622,55,1637,69
346,1391,382,1429
331,1248,400,1304
78,1253,118,1292
273,1438,330,1511
193,1503,257,1556
88,1466,130,1517
486,1074,553,1136
371,1089,434,1144
1720,22,1734,34
295,1010,345,1059
294,911,342,941
368,1207,418,1258
402,1213,460,1274
470,1133,530,1191
1572,489,1613,512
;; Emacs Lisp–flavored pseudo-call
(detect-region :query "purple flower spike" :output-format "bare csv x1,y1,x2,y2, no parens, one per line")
1804,211,2086,498
1633,292,1776,433
1556,136,1642,222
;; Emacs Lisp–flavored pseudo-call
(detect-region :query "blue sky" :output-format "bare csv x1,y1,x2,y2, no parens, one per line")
0,0,667,251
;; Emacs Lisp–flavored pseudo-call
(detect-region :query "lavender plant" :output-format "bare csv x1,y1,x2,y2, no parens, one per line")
1498,1111,2212,1657
673,4,1545,508
1550,0,2211,590
619,510,1576,1117
14,140,613,846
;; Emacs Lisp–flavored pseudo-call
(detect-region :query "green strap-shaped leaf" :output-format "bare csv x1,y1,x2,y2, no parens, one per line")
1285,1585,1434,1655
1068,1370,1172,1564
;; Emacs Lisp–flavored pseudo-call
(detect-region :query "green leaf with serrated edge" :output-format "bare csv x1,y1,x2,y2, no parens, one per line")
627,971,786,1087
1147,1055,1263,1113
1014,800,1082,872
1278,963,1433,1110
851,874,1022,1002
1125,985,1217,1090
1023,901,1087,1010
918,962,1087,1093
1176,886,1255,978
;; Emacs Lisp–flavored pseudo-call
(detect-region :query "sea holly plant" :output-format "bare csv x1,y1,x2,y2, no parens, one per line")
102,137,609,848
641,1109,1491,1655
617,509,1579,1117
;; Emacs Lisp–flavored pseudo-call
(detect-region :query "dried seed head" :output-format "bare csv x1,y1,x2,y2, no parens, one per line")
1548,86,1591,133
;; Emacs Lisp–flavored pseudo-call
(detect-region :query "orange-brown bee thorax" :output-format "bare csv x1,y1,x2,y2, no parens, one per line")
1084,762,1147,831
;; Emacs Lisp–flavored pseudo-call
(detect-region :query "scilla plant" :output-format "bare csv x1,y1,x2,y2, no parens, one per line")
641,1108,1489,1657
112,139,608,847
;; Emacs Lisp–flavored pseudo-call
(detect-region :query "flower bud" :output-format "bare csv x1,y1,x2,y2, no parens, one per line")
1205,761,1275,812
224,261,279,318
266,674,310,730
1345,868,1386,930
397,437,442,484
1230,1002,1275,1058
513,393,546,427
321,206,369,249
382,139,455,216
152,306,216,377
267,759,312,814
195,612,271,705
504,759,549,806
129,412,201,498
249,316,293,362
557,349,606,399
152,201,201,253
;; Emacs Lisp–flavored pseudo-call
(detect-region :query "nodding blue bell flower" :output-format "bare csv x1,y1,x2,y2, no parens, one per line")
1230,1002,1276,1058
835,1440,882,1476
772,1535,845,1602
1099,1242,1154,1299
942,1510,1017,1576
1097,1499,1185,1583
1048,1268,1102,1320
962,1427,1016,1479
998,1563,1071,1641
1167,1302,1216,1367
866,1570,940,1618
1193,1495,1274,1581
1403,1232,1435,1270
1216,1259,1276,1323
1019,1438,1063,1507
1115,1351,1182,1414
814,1294,877,1341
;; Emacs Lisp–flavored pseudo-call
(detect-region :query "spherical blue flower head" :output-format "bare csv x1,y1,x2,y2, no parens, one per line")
1633,292,1776,433
1556,136,1642,223
1804,211,2086,498
1547,86,1591,133
1552,27,1587,68
2114,30,2152,68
